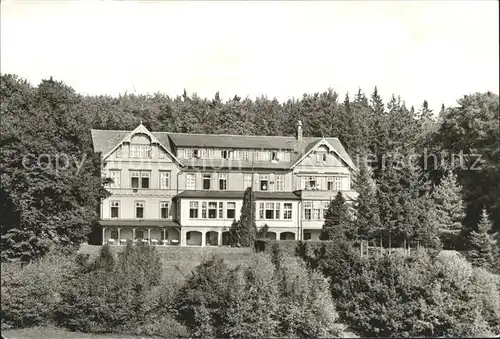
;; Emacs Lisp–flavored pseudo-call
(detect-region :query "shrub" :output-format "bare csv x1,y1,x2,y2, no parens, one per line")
275,256,342,338
1,250,77,329
176,255,238,338
56,243,185,338
304,242,500,337
177,252,343,338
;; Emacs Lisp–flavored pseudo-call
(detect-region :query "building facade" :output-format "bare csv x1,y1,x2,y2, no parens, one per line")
91,121,358,246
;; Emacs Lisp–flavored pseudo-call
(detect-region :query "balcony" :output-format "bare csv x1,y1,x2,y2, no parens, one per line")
107,188,177,198
294,189,359,201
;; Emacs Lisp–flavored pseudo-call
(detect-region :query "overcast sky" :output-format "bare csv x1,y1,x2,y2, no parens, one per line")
1,1,498,113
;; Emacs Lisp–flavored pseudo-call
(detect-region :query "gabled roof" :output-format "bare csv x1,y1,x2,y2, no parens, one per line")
91,125,181,164
168,132,296,150
90,125,356,171
290,138,356,170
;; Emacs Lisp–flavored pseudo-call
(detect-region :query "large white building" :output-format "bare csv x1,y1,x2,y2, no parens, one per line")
91,121,358,246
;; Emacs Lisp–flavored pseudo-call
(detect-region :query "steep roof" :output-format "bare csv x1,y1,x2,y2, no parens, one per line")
90,126,356,170
168,132,296,150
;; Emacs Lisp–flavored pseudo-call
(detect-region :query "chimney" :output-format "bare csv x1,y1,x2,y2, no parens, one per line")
297,120,303,142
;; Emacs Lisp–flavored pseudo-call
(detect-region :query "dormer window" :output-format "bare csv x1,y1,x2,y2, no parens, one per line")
271,151,280,162
221,150,233,160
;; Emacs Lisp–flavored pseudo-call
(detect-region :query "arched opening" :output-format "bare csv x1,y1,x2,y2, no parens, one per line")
266,232,277,240
186,231,202,246
206,231,219,246
222,231,231,246
280,232,295,240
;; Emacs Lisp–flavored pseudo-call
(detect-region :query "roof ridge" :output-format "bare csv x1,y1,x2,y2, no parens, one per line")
168,132,296,138
91,129,131,133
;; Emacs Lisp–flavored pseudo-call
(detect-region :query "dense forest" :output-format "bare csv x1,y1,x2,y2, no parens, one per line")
0,73,499,261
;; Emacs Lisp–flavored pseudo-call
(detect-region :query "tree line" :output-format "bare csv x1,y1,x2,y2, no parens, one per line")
1,73,499,261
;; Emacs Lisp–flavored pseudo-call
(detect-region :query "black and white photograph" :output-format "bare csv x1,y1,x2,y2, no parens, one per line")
1,1,499,338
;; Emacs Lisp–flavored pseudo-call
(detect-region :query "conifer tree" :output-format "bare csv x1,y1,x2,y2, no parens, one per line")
468,208,495,270
320,192,354,241
229,187,257,247
353,158,381,243
432,169,466,249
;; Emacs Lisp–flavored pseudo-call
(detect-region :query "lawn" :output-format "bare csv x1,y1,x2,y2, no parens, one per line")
1,326,161,339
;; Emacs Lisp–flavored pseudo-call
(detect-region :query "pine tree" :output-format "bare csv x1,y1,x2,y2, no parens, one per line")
432,169,466,249
320,192,354,241
468,208,495,270
353,158,381,243
229,187,257,247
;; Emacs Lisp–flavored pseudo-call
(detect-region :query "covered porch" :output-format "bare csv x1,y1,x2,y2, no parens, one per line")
100,220,181,246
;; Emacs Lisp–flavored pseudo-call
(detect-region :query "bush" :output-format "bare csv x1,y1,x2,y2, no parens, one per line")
177,252,343,338
1,250,77,329
275,256,342,338
303,242,500,337
255,239,326,256
56,243,186,337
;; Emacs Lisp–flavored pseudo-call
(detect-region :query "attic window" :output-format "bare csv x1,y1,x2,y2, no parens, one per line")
271,151,279,162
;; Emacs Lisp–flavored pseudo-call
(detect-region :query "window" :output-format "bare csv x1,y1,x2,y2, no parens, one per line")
207,149,214,159
313,206,321,220
109,170,121,188
259,151,270,161
284,203,292,219
131,171,140,188
159,171,170,189
135,201,145,219
116,146,122,158
183,149,192,159
316,153,327,163
304,201,312,220
202,202,207,218
242,151,248,160
186,232,191,241
221,150,233,159
304,232,312,240
271,151,279,161
259,202,264,219
186,173,195,190
159,147,165,159
131,171,150,189
111,201,120,218
189,201,199,218
265,203,275,219
141,172,150,188
193,149,200,158
275,203,280,219
323,201,330,219
111,230,118,239
208,202,217,219
305,177,317,190
260,174,269,191
275,174,284,191
244,174,252,189
327,177,334,191
160,202,169,219
136,230,144,239
218,202,224,218
219,173,227,190
203,173,211,190
130,145,151,158
227,202,236,219
335,177,342,191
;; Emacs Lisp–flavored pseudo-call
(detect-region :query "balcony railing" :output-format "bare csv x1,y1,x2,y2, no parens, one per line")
107,188,177,198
